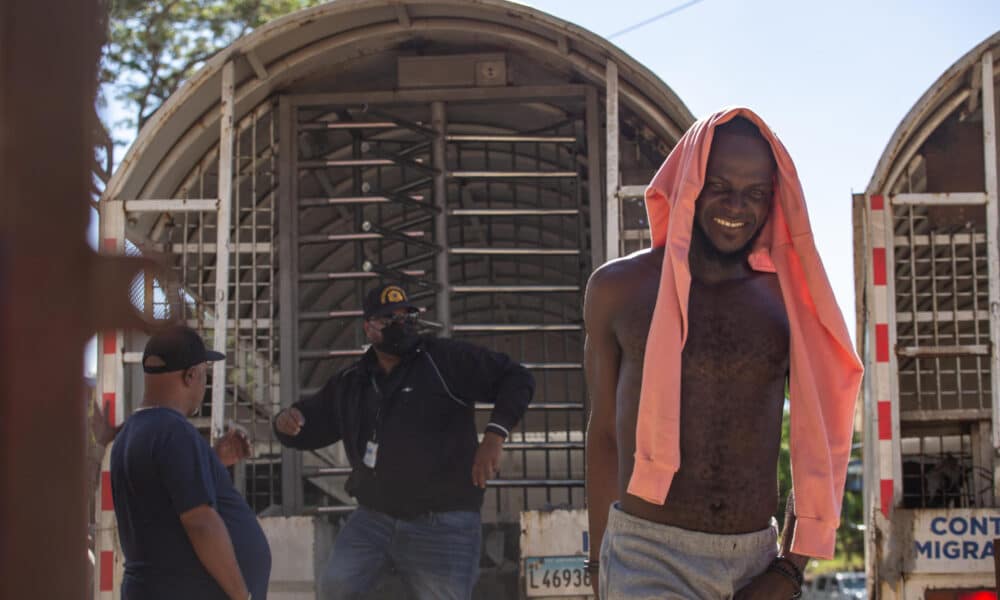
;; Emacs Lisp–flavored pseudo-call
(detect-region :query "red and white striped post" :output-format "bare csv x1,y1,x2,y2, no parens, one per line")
96,199,126,600
868,194,898,518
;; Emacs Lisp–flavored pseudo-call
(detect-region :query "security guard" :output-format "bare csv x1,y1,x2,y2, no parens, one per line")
275,283,534,600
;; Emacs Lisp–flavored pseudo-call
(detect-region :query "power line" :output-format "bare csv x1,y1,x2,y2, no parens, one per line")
606,0,706,40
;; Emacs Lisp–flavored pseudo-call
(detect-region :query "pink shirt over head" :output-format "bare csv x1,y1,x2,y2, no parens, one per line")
626,107,864,559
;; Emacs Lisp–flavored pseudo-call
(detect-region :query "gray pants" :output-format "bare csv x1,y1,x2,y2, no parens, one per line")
599,503,778,600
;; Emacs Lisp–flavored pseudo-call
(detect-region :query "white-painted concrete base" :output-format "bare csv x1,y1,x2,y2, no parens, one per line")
261,515,335,600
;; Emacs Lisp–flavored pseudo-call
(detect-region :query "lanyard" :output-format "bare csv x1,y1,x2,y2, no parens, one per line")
367,356,412,444
369,375,385,444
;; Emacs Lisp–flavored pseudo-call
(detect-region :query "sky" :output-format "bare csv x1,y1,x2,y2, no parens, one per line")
88,1,1000,374
520,0,999,339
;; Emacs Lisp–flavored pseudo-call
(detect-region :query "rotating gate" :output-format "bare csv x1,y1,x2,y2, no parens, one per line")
282,91,598,520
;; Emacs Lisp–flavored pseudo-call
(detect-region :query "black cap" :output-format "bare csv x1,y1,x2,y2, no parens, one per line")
363,283,419,319
142,325,225,374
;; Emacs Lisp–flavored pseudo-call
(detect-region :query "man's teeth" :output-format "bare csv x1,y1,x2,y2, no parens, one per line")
713,217,745,229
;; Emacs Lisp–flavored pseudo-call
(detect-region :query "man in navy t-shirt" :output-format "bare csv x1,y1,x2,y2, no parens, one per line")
111,326,271,599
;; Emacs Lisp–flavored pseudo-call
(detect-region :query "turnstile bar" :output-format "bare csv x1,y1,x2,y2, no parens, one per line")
299,231,425,245
452,285,579,293
449,208,580,217
450,171,577,179
446,134,576,143
449,248,579,256
299,270,425,282
453,324,582,332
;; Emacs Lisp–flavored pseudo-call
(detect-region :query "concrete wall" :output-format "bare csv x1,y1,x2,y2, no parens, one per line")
261,516,334,599
260,515,539,599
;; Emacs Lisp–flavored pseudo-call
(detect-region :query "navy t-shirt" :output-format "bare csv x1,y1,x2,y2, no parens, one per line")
110,407,271,599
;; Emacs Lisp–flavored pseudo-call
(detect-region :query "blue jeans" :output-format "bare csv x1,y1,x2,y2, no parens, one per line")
321,506,482,600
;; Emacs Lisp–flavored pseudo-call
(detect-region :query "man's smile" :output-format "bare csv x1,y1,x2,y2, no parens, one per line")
713,217,747,229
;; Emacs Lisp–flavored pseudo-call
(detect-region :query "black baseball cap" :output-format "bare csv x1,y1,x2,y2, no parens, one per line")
362,283,419,319
142,325,225,374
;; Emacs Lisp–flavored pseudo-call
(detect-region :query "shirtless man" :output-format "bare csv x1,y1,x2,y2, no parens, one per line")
585,111,861,599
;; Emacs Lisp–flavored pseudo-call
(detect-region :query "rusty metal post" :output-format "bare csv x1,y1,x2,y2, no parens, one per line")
211,59,236,444
604,59,620,261
994,537,1000,594
980,50,1000,456
430,101,451,335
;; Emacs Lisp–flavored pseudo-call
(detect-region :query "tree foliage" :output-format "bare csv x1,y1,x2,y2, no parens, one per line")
103,0,325,135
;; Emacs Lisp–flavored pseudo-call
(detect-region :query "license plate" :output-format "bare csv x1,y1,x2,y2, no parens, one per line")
524,555,593,597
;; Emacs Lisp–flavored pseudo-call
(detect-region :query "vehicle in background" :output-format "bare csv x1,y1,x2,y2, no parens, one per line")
803,572,866,600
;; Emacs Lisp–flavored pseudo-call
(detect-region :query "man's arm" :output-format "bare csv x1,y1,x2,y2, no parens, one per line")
179,505,250,600
273,373,344,450
583,266,622,586
436,338,535,438
482,354,533,440
437,339,535,487
471,430,505,489
157,422,250,599
778,490,810,573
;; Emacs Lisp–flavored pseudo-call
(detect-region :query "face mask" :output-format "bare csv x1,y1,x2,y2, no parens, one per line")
374,321,419,356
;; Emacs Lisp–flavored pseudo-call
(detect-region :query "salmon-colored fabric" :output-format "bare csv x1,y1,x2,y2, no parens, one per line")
626,107,863,559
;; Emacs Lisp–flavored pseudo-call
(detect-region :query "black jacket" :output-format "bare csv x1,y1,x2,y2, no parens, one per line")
274,336,534,518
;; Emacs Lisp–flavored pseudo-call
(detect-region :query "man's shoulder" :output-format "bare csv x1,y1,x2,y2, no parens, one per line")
129,407,192,432
116,409,206,457
589,248,662,286
586,247,663,308
152,411,205,447
331,361,364,383
420,337,514,369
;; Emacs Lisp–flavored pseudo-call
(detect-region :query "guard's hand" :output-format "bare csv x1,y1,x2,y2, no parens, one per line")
733,569,799,600
214,428,251,467
275,407,305,437
472,431,504,488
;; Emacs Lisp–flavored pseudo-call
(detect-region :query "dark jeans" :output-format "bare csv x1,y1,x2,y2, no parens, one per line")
321,506,482,600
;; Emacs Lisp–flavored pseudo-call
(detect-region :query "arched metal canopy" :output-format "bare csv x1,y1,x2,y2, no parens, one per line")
98,0,697,520
102,0,696,389
104,0,693,204
866,31,1000,196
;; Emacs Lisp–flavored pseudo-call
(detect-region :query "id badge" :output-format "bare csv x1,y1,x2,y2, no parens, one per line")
363,440,379,468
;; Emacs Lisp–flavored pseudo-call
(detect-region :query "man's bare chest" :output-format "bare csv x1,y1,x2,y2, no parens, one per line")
684,276,789,381
615,274,789,376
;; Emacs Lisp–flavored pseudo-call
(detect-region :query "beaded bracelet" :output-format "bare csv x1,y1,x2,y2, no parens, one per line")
769,556,804,586
583,558,600,573
766,557,804,599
